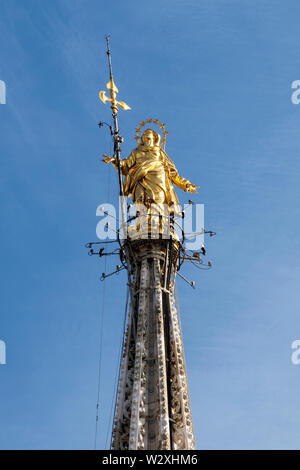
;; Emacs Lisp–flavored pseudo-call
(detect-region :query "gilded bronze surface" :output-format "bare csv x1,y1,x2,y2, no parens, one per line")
99,77,131,113
102,127,198,211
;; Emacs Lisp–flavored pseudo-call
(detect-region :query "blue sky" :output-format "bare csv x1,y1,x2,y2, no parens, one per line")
1,0,300,450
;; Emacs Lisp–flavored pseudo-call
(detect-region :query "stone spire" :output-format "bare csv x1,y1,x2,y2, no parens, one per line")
111,238,196,450
92,37,212,451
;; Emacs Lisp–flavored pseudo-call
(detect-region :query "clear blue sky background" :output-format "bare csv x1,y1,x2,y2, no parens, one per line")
1,0,300,450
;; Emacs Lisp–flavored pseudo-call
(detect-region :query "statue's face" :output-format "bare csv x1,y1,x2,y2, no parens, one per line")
142,131,154,148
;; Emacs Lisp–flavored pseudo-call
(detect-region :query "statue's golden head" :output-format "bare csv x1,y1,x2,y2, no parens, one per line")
141,129,161,148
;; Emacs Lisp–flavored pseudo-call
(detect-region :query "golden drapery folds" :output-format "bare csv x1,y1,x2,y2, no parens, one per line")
103,128,199,213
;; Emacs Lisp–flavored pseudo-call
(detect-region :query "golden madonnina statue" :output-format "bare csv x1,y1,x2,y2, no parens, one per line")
102,128,199,215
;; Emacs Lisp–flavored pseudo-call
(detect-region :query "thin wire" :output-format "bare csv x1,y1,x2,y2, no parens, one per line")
190,260,211,270
94,130,112,450
94,259,106,449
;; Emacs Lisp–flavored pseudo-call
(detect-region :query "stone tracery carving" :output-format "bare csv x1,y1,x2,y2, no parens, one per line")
111,240,196,450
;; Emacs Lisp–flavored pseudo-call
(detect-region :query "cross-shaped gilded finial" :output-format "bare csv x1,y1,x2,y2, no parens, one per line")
99,78,131,113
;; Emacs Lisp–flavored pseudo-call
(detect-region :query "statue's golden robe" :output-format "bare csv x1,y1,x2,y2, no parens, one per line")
119,145,192,209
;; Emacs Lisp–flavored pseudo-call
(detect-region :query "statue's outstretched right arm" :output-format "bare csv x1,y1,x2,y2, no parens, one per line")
102,150,136,174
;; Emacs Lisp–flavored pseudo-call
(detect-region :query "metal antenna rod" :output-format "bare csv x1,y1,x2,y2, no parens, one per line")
105,35,125,200
100,36,131,234
103,35,127,238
